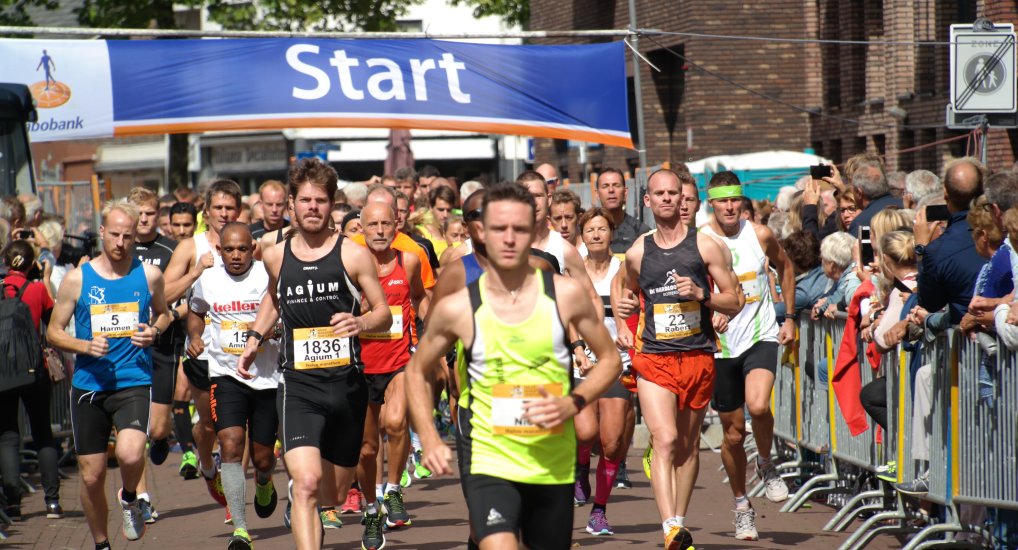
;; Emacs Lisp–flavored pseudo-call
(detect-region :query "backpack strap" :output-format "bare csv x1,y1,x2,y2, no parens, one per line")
14,281,31,300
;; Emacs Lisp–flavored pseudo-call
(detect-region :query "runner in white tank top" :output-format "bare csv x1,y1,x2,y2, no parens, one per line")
702,173,797,541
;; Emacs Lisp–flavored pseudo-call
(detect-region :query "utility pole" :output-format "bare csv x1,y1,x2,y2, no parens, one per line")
628,0,649,222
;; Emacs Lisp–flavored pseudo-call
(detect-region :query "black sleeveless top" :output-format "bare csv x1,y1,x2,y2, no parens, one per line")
636,229,716,354
278,233,363,380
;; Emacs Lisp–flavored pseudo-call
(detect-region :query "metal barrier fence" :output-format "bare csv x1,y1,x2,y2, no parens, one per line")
773,316,1018,549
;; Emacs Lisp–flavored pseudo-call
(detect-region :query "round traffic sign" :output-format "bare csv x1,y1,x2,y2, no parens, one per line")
964,53,1008,94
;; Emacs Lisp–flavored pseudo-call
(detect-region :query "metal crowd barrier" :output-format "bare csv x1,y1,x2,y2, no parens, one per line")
772,315,1018,550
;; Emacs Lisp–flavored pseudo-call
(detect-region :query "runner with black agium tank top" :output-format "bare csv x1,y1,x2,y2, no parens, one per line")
47,199,172,549
611,169,743,550
238,158,391,550
406,183,621,550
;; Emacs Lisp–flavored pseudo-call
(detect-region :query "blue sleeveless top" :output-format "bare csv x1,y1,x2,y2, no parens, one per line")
73,259,153,391
462,254,484,285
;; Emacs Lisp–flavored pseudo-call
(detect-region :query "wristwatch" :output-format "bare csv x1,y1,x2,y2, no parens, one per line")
914,244,926,257
570,393,587,412
244,330,264,343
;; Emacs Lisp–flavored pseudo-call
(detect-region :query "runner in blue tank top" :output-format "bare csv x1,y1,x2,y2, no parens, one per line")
47,199,172,548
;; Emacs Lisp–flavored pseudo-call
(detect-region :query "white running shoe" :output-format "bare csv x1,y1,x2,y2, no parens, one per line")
119,490,147,541
757,458,789,502
734,507,758,541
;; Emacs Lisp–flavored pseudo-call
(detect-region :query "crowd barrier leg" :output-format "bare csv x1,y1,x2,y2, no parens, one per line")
823,488,885,531
837,499,912,550
781,457,847,513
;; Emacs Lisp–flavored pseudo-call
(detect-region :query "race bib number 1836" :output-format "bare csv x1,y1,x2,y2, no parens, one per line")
292,326,350,370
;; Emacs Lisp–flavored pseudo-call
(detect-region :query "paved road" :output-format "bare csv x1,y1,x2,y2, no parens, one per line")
6,443,903,549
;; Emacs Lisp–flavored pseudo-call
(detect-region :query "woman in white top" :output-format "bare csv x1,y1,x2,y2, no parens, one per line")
573,208,635,537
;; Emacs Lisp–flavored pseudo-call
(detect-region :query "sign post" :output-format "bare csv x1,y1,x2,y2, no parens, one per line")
947,20,1018,163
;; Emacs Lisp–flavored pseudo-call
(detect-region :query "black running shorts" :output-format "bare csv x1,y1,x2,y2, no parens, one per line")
573,376,631,401
278,371,367,467
209,376,278,447
365,367,405,405
183,358,211,392
711,341,779,413
461,473,573,549
70,385,151,455
150,348,176,405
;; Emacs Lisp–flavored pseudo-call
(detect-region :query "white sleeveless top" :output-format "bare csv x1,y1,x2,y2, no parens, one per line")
575,257,632,378
701,220,778,358
542,231,567,275
188,233,224,362
190,261,279,389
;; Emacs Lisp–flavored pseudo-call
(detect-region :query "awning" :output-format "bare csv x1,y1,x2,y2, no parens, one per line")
95,140,167,172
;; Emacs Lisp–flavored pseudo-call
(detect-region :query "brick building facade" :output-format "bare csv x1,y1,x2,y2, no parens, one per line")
530,0,1018,179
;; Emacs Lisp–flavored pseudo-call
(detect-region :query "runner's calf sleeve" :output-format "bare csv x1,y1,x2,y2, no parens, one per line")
221,462,247,531
577,443,593,468
172,400,194,449
594,456,620,506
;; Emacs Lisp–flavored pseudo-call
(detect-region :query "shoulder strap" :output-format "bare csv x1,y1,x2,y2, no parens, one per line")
14,280,31,300
467,275,483,313
541,268,556,301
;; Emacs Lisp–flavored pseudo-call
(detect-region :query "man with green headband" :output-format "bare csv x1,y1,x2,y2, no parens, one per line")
700,171,796,542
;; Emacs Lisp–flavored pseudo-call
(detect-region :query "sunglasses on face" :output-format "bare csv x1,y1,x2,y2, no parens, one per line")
464,208,483,222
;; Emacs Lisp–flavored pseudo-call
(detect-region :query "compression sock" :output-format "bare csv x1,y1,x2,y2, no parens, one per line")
220,462,247,531
172,401,194,451
593,456,620,506
120,490,137,504
577,443,593,469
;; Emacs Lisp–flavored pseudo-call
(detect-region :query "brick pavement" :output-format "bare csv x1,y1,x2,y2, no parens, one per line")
4,444,903,549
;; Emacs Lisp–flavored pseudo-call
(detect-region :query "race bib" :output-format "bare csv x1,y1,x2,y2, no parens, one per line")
491,383,564,436
292,326,350,370
361,306,403,340
220,320,252,355
739,272,762,303
653,302,701,340
90,302,139,338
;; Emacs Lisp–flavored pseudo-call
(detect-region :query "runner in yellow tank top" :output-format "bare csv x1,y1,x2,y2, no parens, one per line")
406,182,621,550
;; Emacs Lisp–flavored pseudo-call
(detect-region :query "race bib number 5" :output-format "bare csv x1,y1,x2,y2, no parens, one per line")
221,320,253,355
653,302,701,340
491,383,564,436
292,326,350,370
361,305,403,340
90,302,139,338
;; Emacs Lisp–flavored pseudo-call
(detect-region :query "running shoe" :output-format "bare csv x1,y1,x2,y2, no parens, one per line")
664,524,693,550
756,458,789,503
412,450,432,479
204,468,228,507
227,527,253,550
138,497,157,524
283,480,293,529
875,461,898,483
341,488,364,514
643,445,653,480
45,500,63,519
119,490,147,541
254,479,278,518
320,507,343,529
895,471,930,495
400,468,412,489
3,506,21,522
383,489,411,528
574,465,591,506
734,507,758,541
361,510,386,550
615,463,633,489
179,450,199,480
224,506,232,525
149,438,170,466
585,508,614,536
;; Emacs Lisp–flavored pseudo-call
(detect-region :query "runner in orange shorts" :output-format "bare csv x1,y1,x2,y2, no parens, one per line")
611,169,743,550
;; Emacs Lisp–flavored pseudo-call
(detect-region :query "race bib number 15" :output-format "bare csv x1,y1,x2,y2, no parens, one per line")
292,326,350,370
90,302,139,338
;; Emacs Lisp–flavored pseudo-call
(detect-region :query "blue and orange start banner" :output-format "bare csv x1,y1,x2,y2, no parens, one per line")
0,38,633,147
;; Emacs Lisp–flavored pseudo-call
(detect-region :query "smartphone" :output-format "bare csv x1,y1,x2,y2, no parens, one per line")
926,204,951,222
858,225,874,265
810,164,832,179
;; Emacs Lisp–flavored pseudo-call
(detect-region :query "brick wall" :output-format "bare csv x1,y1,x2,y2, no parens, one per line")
529,0,1018,179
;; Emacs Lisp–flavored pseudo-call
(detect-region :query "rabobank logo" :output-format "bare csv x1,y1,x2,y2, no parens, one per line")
28,49,71,109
